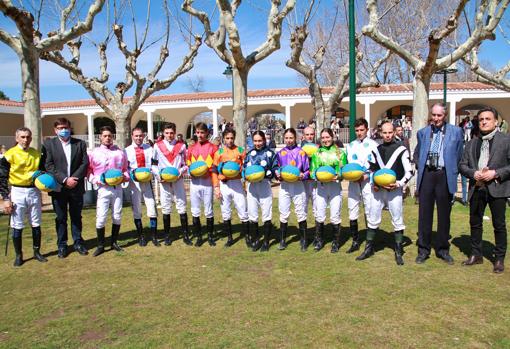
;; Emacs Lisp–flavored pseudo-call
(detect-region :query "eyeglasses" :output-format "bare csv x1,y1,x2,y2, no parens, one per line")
431,114,444,117
56,126,69,130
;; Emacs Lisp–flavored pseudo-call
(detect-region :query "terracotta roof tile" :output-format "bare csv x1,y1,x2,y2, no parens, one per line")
4,82,500,110
0,100,23,107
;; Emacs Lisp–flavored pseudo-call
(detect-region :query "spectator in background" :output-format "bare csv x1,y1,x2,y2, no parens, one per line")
265,133,276,150
308,119,316,130
0,145,6,159
471,115,480,139
395,125,410,151
499,118,508,134
248,117,258,134
190,135,198,147
296,118,307,130
403,116,412,139
177,133,188,148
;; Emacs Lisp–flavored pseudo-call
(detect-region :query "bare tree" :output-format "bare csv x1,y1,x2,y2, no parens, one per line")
363,0,509,150
186,74,205,92
286,1,389,132
42,0,202,147
0,0,105,148
182,0,296,146
466,47,510,91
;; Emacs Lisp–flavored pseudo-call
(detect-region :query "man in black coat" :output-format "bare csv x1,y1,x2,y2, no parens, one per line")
459,107,510,274
42,118,89,258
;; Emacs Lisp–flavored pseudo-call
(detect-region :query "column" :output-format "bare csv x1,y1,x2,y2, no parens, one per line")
146,109,154,141
449,99,460,126
212,107,219,137
85,112,95,150
285,104,291,128
364,103,371,122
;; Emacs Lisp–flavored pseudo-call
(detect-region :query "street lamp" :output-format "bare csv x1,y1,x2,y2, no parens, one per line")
435,62,458,105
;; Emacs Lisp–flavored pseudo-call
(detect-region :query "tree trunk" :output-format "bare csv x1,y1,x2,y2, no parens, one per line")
232,68,248,147
19,44,42,149
410,75,431,152
309,83,329,136
114,115,131,149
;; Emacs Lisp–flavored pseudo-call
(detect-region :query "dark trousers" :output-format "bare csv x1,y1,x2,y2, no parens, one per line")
417,168,453,256
469,186,507,261
52,191,84,248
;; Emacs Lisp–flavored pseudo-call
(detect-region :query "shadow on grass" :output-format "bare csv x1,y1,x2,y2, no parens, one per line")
452,234,497,263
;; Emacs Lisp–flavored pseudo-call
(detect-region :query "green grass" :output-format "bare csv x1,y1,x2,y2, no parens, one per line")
0,198,509,348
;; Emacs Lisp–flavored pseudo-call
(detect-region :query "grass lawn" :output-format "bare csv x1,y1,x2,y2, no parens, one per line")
0,198,509,348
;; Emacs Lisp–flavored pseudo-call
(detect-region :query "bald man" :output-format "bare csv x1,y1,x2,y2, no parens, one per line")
300,126,318,246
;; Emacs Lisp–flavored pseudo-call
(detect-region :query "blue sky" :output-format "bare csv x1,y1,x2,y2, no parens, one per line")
0,0,508,102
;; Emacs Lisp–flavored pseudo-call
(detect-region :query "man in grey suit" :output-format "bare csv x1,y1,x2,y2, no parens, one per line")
414,103,464,264
42,118,89,258
459,107,510,274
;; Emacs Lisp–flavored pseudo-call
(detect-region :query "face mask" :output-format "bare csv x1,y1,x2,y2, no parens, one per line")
58,129,71,139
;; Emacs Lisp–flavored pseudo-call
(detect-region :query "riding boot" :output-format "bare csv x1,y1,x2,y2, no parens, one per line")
278,222,288,250
356,228,376,261
330,224,342,253
314,221,324,251
180,213,193,246
346,219,360,254
223,220,233,247
260,220,272,252
31,226,47,262
193,216,202,246
207,217,216,246
134,219,147,247
163,214,172,246
299,220,308,252
12,229,23,267
243,221,252,248
242,221,250,247
93,227,105,257
149,218,159,247
111,224,124,252
394,230,404,265
251,221,260,252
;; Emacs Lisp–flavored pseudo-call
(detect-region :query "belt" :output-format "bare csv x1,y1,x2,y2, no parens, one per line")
426,166,444,171
11,184,35,188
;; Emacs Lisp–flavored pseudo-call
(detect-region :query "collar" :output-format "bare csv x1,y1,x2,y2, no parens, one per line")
17,144,29,151
285,144,297,150
132,142,145,149
382,140,396,146
59,137,71,145
164,139,176,145
431,123,446,134
100,144,115,150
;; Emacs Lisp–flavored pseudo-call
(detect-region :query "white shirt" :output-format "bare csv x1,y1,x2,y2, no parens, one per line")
60,138,71,178
124,143,154,170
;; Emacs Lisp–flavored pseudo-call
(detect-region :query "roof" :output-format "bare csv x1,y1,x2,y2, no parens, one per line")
4,82,502,110
0,100,23,107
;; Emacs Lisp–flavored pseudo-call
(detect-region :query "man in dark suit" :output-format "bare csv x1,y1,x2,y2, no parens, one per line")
459,107,510,274
414,103,464,264
42,118,89,258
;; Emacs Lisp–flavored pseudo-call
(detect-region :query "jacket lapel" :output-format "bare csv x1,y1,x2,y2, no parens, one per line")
55,137,69,170
488,132,500,164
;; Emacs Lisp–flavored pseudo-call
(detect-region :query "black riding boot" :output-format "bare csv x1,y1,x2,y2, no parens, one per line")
93,227,105,257
193,216,202,246
163,214,172,246
223,220,233,247
356,228,376,261
299,220,308,252
32,226,47,262
180,213,193,246
111,224,124,251
12,230,23,267
260,221,272,252
242,221,250,247
346,219,360,254
251,221,260,252
207,217,216,246
331,224,341,253
394,230,404,265
278,222,288,250
150,218,160,247
314,221,324,252
134,219,147,247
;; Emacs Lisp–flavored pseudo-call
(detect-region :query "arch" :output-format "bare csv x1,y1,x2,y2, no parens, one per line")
379,105,413,122
94,117,116,133
185,111,225,139
455,104,501,122
249,109,286,144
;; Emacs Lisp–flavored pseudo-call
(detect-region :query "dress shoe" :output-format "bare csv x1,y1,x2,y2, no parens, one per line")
462,255,483,266
493,260,504,274
75,244,89,256
438,253,454,265
57,246,68,259
356,241,374,261
415,253,429,264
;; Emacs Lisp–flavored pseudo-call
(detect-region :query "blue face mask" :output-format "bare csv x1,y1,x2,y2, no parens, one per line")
58,129,71,139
